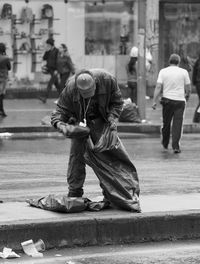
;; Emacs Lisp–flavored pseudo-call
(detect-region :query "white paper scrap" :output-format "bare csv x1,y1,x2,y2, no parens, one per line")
0,247,20,259
21,239,43,258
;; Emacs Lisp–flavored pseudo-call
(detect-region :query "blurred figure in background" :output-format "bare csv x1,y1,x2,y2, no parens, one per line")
126,46,138,104
192,53,200,102
192,52,200,123
179,45,192,75
0,43,11,117
39,38,59,103
56,44,75,93
126,46,152,104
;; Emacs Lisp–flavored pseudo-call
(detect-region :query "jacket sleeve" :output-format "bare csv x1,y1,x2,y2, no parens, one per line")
51,83,76,128
107,76,123,119
68,56,75,74
43,51,48,61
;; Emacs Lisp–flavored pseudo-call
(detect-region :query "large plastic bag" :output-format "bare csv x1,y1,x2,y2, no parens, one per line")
27,195,110,213
88,125,120,153
27,195,88,213
85,121,141,212
119,99,141,123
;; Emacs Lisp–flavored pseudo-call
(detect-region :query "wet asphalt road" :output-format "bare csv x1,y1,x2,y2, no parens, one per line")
3,240,200,264
0,133,199,202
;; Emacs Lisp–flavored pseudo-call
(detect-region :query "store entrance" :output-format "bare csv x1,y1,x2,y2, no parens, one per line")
159,1,200,72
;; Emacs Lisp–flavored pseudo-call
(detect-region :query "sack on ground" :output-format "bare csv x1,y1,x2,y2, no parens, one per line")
119,99,141,123
27,195,112,213
27,195,88,213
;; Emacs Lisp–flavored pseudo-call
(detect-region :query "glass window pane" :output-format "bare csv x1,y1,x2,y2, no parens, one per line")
85,1,136,55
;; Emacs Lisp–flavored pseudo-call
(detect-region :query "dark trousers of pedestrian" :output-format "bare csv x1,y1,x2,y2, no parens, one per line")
195,82,200,101
127,81,137,104
45,72,60,99
193,83,200,123
60,72,70,94
0,94,6,117
161,97,185,150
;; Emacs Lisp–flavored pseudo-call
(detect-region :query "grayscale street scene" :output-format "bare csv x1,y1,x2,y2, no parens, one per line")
0,0,200,263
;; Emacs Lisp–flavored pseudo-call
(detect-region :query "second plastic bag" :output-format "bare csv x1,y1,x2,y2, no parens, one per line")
85,120,141,212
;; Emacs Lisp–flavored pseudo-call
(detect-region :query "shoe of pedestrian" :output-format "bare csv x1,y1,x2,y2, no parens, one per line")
173,149,181,154
162,144,168,152
0,111,7,117
38,96,46,104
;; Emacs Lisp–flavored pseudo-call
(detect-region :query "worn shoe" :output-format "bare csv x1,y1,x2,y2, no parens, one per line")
173,149,181,154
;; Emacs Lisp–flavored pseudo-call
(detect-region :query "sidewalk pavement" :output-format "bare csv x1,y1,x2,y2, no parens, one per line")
1,95,200,252
2,194,200,251
0,94,200,134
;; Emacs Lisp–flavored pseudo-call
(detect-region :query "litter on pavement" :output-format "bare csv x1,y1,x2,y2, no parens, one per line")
0,247,20,259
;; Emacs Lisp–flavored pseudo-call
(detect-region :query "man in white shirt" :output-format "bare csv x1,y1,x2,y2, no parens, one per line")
152,53,191,154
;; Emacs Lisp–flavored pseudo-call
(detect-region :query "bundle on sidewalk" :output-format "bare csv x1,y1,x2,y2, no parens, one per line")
27,195,110,213
119,98,141,123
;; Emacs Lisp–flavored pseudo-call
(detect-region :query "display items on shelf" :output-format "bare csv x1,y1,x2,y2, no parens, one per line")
0,3,59,75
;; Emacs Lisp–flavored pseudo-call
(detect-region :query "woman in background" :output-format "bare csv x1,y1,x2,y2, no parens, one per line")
126,46,138,104
0,43,11,117
56,44,75,93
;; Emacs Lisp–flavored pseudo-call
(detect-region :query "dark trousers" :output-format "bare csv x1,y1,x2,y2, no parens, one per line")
161,98,185,150
67,137,87,197
66,118,104,197
0,94,5,114
127,81,137,104
195,82,200,101
60,72,70,93
45,72,60,98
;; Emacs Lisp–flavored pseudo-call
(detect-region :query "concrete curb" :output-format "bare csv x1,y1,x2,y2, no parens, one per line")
1,210,200,251
0,123,200,135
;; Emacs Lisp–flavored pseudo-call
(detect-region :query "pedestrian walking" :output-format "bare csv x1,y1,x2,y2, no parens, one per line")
56,44,75,94
39,38,59,103
126,46,152,103
51,68,140,212
179,48,192,73
192,53,200,123
0,43,11,117
152,53,191,154
126,46,138,103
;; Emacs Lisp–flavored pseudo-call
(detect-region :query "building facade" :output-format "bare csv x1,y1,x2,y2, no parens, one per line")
1,0,199,95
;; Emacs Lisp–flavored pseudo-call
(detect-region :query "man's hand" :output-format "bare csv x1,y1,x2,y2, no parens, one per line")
57,122,68,135
108,116,117,130
56,122,90,138
152,102,157,110
185,93,190,102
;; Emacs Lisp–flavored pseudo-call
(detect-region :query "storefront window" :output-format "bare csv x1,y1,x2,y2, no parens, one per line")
85,1,136,55
161,3,200,68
